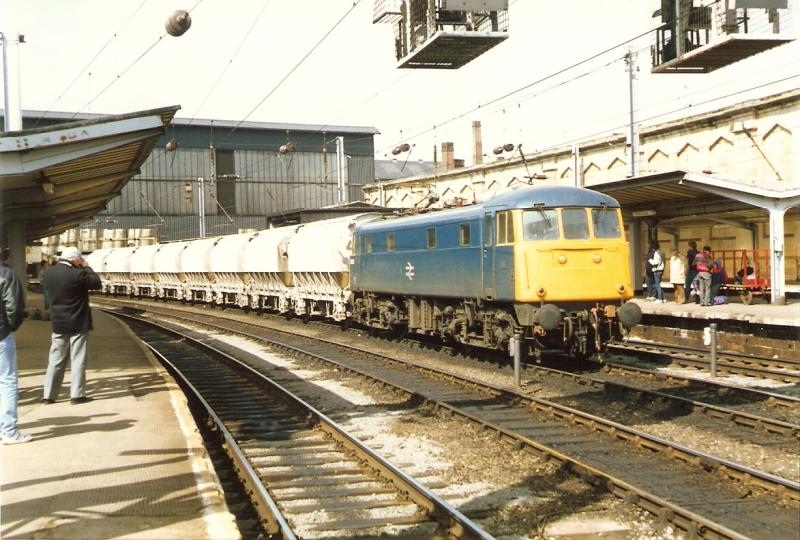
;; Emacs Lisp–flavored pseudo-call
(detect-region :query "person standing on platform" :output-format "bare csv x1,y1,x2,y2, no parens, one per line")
1,248,31,444
41,247,101,404
647,240,666,302
693,246,713,306
670,248,686,304
644,244,656,300
684,241,699,304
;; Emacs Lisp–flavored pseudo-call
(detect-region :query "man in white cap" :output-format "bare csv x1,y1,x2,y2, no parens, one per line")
41,247,101,404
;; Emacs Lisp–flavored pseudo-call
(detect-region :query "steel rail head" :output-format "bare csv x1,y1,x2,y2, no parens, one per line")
141,339,297,540
113,310,493,540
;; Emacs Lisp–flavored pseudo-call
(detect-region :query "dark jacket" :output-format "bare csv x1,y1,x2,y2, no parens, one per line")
42,262,102,334
1,263,25,340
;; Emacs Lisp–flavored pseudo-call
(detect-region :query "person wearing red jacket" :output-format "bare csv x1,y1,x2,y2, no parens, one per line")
693,246,713,306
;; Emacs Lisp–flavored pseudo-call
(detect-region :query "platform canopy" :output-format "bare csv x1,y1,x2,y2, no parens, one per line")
591,170,800,304
591,170,800,224
0,105,180,242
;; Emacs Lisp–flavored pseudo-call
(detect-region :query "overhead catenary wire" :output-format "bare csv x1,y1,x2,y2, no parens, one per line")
32,0,150,128
188,0,274,125
224,0,363,139
69,0,205,120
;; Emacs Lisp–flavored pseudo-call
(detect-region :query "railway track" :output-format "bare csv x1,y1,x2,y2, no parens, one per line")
98,300,800,539
608,339,800,384
116,312,491,539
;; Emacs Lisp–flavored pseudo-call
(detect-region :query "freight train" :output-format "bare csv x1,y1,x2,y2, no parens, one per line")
86,185,641,360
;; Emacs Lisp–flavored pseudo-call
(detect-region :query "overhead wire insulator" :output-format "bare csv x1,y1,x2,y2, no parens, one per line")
493,146,504,155
165,138,179,151
400,143,411,152
503,143,515,152
391,146,402,155
279,142,296,154
165,10,192,37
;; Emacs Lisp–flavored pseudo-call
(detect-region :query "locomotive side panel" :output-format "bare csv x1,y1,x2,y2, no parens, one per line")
353,208,484,299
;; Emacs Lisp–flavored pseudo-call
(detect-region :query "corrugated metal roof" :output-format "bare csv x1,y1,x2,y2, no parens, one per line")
14,109,380,136
1,105,179,241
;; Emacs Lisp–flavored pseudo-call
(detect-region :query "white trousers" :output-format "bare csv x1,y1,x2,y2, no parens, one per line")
43,332,89,400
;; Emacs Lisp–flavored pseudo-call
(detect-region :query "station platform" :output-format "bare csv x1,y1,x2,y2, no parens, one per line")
1,294,239,540
630,295,799,328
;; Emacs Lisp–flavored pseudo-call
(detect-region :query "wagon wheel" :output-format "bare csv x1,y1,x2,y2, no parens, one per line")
740,290,753,305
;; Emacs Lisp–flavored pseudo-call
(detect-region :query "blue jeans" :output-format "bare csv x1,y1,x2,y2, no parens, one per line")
653,271,664,301
0,333,20,438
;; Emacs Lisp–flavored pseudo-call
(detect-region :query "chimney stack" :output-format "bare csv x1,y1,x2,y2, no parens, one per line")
441,142,455,171
472,121,483,165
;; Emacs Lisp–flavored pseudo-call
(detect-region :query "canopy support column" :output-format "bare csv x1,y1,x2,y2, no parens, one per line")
6,221,28,289
628,219,643,293
768,208,786,305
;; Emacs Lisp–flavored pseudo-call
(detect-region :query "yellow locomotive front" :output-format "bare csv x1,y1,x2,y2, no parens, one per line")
507,202,641,358
515,204,634,303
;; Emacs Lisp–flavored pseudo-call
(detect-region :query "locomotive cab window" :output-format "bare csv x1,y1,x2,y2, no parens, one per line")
386,233,395,252
591,207,621,238
426,228,436,249
459,223,470,246
522,207,559,241
364,235,372,253
561,208,590,240
496,211,515,244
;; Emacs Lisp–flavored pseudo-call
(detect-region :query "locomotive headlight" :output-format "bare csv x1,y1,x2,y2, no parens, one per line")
557,255,567,264
592,254,602,263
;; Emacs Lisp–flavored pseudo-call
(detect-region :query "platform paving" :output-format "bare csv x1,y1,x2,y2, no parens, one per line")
1,295,239,540
631,294,800,327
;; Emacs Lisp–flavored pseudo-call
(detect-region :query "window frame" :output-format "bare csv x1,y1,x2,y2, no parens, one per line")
561,208,590,240
459,223,471,246
364,235,372,254
591,207,622,239
386,232,395,252
496,211,515,245
426,227,436,249
522,208,560,241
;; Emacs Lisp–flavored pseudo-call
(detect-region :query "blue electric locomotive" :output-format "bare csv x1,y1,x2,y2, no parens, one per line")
350,185,642,359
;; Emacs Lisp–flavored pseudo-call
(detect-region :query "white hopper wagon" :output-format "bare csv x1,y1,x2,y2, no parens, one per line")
242,226,298,313
130,244,161,297
287,214,378,320
85,248,113,293
180,237,219,302
154,242,188,299
209,231,257,307
103,247,136,295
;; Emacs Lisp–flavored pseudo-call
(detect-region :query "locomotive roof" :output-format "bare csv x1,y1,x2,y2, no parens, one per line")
357,185,620,233
483,185,620,209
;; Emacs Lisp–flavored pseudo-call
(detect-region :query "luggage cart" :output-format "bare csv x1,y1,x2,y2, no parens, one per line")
714,249,771,305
